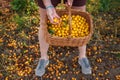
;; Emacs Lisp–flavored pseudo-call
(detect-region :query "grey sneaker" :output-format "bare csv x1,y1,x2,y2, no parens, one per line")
78,57,92,74
35,59,49,76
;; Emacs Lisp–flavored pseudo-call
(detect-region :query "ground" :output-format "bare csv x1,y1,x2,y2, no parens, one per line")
0,0,120,80
33,38,120,80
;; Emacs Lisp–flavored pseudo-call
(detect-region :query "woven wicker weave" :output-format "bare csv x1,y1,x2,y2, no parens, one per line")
44,9,93,47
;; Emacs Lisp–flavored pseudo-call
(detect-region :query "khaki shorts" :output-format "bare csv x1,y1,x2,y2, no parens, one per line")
37,0,86,9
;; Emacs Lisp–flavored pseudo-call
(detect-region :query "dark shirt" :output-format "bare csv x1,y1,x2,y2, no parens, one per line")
37,0,86,9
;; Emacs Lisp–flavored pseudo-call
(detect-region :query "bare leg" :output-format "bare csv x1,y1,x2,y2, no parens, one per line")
38,8,49,60
35,7,50,77
78,45,87,58
72,5,87,59
72,5,91,74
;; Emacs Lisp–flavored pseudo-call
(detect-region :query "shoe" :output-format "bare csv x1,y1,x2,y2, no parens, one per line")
78,57,92,74
35,59,49,76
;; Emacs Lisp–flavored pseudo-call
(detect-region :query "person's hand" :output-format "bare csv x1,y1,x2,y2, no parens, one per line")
46,6,60,24
67,0,73,7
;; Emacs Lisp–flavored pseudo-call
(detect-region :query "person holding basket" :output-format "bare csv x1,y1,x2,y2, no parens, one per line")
35,0,92,77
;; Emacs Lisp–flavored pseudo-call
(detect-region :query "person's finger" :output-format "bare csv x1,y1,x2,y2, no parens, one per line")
55,13,60,19
50,18,54,24
66,0,73,6
65,2,72,7
67,0,70,5
48,15,54,23
50,16,59,24
65,2,69,6
55,14,62,23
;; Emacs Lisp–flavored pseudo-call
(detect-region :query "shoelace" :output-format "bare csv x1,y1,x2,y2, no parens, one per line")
82,58,90,68
38,60,45,69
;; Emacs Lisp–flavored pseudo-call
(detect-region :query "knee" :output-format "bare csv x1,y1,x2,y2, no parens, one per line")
38,22,47,35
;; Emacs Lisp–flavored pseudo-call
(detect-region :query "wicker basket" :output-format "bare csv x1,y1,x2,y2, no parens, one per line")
44,9,93,47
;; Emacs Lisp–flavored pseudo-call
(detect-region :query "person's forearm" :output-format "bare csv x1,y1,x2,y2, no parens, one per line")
42,0,53,8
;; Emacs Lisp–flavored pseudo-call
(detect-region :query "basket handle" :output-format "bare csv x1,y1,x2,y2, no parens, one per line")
60,0,73,38
68,5,72,38
61,0,64,4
